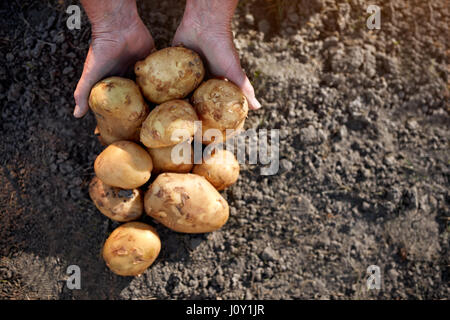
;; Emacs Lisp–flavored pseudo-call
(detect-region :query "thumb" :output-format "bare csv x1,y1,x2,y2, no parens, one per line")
237,75,261,110
225,70,261,110
217,49,261,110
73,47,104,118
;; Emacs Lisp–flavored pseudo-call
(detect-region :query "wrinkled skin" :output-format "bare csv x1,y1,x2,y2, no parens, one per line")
73,0,154,118
74,0,260,118
173,0,261,110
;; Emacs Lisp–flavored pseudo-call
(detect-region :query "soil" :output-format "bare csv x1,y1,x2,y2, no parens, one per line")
0,0,448,299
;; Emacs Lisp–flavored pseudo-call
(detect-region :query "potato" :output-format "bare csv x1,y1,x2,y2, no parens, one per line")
140,99,199,148
89,176,143,222
102,222,161,276
148,141,193,174
135,47,205,104
94,141,153,189
192,149,239,191
144,173,229,233
89,77,149,145
192,79,248,144
201,119,245,146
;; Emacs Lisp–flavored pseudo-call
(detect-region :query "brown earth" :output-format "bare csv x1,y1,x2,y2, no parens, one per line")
0,0,448,299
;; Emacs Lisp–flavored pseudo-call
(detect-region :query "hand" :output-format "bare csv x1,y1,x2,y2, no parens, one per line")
73,1,154,118
172,0,261,110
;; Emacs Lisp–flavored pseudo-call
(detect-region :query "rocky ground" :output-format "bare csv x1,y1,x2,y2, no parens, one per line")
0,0,448,299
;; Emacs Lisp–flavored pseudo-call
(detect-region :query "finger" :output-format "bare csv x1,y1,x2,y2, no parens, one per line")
73,47,106,118
222,62,261,110
213,42,261,110
238,76,261,110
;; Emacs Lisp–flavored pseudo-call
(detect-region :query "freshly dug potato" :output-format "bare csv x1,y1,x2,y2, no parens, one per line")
140,99,199,148
192,149,239,191
102,222,161,276
135,47,205,104
192,79,248,144
89,77,149,145
89,176,143,222
144,173,229,233
148,141,194,174
94,141,153,189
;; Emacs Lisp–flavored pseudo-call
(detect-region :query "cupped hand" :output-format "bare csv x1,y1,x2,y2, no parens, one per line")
73,17,154,118
172,3,261,110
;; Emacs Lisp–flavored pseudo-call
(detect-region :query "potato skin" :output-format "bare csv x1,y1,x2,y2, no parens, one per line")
140,100,199,148
148,141,193,174
144,173,229,233
89,77,149,145
192,79,248,144
135,47,205,104
192,150,240,191
102,222,161,276
94,141,153,189
89,176,143,222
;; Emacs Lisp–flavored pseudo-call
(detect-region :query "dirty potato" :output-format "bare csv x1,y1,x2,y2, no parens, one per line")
89,176,143,222
94,141,153,189
135,47,205,104
89,77,149,145
148,141,194,174
140,99,199,148
144,173,229,233
192,149,239,191
102,222,161,276
192,79,248,144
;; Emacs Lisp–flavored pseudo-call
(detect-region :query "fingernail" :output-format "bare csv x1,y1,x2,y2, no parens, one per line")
252,97,262,110
73,105,81,118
